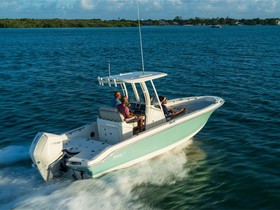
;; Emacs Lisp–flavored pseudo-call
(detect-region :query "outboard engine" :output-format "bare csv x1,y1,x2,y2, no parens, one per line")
29,132,64,181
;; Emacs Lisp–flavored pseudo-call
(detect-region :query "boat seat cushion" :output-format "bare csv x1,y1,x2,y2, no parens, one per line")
99,107,124,122
99,107,138,127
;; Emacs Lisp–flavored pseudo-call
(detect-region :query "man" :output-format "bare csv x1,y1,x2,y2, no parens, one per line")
111,91,121,107
117,96,143,131
159,96,186,119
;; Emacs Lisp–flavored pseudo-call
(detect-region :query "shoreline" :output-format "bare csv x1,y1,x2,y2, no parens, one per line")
1,18,279,28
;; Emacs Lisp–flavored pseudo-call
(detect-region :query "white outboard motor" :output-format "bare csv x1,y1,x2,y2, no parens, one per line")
29,132,64,181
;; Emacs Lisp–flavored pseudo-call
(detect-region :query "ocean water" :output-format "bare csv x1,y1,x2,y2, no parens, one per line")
0,26,279,209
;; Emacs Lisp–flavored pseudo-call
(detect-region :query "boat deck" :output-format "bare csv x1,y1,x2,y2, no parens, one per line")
168,96,219,114
63,137,111,162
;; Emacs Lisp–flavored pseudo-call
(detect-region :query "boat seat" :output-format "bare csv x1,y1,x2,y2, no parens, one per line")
99,107,124,122
98,107,138,126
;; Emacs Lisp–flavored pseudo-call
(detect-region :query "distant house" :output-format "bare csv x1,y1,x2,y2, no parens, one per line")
159,20,169,26
276,19,280,25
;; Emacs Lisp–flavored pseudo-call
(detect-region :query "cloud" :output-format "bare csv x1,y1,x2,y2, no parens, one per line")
254,0,278,13
80,0,95,10
153,0,162,9
0,0,279,19
236,4,248,12
191,0,280,18
55,0,77,10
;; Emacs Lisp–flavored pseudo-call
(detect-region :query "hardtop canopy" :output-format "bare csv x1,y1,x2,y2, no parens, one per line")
98,71,167,86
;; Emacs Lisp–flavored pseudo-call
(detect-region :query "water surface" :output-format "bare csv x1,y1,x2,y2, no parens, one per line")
0,26,280,209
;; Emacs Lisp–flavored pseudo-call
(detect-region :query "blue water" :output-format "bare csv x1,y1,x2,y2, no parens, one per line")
0,26,279,209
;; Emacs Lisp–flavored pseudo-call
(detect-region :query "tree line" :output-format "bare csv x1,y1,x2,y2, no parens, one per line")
0,17,279,28
0,19,138,28
171,16,280,26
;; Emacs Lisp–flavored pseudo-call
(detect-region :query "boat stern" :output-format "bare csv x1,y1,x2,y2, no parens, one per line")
29,132,64,181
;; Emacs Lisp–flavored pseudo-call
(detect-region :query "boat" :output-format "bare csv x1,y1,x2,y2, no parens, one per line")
29,71,224,181
29,3,224,181
211,25,222,28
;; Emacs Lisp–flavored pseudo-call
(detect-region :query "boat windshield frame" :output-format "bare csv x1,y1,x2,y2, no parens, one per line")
98,71,165,110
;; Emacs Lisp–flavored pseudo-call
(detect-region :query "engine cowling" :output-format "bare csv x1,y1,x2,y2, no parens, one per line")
29,132,63,181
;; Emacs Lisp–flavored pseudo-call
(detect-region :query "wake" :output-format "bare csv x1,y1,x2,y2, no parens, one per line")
8,140,194,210
0,145,30,166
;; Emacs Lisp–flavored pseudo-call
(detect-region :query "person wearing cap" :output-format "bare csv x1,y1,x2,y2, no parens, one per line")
111,91,121,107
159,96,186,119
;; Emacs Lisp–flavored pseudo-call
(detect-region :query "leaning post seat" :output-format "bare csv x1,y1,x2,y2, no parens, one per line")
98,107,138,125
97,107,137,144
98,106,124,122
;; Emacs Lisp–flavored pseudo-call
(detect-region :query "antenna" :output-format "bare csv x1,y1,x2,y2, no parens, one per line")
137,0,145,74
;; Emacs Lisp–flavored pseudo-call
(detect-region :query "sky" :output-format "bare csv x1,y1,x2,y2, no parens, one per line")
0,0,280,20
